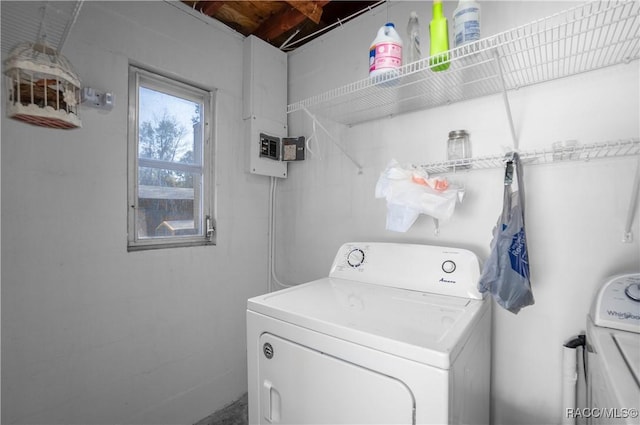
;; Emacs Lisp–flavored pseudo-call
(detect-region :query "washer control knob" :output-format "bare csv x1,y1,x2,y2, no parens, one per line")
347,248,365,268
442,260,456,273
625,283,640,302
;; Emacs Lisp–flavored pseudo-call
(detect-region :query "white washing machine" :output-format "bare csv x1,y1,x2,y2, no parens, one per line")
586,273,640,425
247,242,491,425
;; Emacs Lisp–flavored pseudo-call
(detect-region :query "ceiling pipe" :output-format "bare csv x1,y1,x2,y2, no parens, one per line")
281,0,385,51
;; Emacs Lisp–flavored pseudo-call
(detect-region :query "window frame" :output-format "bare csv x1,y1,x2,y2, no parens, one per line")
127,65,216,251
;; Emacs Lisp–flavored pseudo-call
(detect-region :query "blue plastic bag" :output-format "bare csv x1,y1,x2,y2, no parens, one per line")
478,153,534,314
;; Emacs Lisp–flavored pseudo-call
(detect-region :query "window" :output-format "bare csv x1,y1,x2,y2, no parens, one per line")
127,66,215,250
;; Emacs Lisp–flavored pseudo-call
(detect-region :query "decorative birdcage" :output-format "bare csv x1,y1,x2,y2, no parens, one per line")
4,41,82,129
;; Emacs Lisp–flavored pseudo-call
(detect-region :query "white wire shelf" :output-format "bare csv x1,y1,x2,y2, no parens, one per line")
287,0,640,126
420,138,640,174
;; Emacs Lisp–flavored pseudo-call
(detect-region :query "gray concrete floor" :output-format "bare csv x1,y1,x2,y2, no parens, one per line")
194,393,248,425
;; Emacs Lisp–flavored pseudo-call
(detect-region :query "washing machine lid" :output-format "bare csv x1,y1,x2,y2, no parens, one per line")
587,318,640,414
614,332,640,384
247,277,488,369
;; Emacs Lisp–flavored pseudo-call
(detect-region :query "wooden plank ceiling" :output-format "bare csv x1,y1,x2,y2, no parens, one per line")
182,1,380,50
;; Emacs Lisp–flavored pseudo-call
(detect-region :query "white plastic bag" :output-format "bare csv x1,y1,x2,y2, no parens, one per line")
478,153,534,314
375,159,461,232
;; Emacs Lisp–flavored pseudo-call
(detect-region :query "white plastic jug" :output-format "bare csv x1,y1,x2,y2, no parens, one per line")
453,0,481,47
369,23,403,78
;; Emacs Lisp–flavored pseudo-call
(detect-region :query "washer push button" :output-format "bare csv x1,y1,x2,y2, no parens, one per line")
442,260,456,273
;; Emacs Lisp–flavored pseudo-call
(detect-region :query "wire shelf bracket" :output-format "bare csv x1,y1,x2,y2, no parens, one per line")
300,106,364,174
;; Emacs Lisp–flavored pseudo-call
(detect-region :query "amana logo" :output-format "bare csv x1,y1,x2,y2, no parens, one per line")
439,277,456,284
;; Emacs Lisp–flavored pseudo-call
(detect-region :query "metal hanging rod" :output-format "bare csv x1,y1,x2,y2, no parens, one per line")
422,138,640,243
420,138,640,174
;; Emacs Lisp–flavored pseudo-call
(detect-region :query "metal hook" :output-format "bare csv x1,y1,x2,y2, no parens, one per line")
504,152,515,185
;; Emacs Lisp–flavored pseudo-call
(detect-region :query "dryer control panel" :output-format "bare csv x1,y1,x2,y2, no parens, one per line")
591,273,640,333
329,242,483,300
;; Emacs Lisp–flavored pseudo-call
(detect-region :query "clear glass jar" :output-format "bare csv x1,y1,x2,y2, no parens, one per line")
447,130,471,168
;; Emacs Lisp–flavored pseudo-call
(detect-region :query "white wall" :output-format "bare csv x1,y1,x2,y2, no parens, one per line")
1,2,270,424
285,2,640,425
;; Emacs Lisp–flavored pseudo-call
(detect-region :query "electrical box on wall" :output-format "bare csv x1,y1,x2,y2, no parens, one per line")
243,35,289,178
81,87,114,111
247,116,288,178
260,133,281,160
282,137,305,161
259,134,306,162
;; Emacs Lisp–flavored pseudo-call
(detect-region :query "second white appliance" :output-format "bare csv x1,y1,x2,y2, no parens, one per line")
587,273,640,425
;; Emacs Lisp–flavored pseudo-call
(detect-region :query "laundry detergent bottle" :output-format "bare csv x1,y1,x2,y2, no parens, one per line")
453,0,481,47
429,0,450,71
369,23,403,79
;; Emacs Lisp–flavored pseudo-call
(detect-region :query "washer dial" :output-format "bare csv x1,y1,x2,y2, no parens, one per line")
347,248,365,268
625,283,640,302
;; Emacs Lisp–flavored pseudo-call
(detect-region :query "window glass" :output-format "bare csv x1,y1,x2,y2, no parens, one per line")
128,66,214,250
